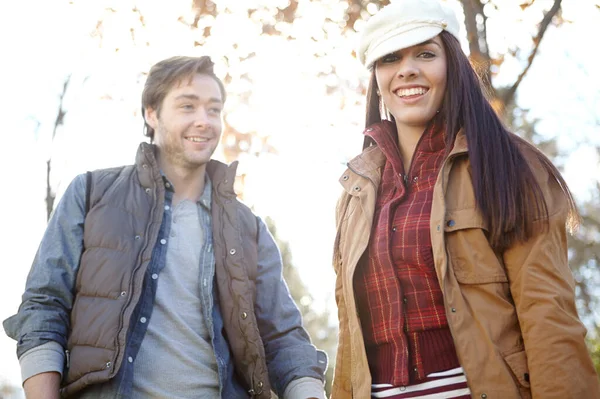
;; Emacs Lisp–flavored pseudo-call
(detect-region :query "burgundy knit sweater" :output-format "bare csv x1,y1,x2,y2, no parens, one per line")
354,119,460,386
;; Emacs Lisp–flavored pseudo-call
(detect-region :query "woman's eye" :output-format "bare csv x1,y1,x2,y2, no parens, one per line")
380,54,399,63
419,51,436,59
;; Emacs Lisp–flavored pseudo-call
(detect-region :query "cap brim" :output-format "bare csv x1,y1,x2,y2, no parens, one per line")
364,26,443,68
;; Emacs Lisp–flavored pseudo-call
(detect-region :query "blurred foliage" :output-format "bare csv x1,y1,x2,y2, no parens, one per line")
266,217,337,396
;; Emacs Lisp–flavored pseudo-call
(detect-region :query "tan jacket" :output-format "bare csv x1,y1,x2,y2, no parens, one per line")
332,130,600,399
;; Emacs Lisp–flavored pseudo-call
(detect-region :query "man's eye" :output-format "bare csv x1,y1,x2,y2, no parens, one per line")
181,104,194,110
209,108,222,115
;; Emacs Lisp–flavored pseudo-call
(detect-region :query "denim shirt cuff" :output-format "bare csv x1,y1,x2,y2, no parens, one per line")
19,341,64,384
283,377,326,399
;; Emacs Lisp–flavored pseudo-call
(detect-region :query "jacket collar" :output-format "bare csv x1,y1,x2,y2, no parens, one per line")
346,126,469,182
135,142,238,200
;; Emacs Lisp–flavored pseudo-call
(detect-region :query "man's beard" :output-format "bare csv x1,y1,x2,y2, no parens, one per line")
156,122,211,169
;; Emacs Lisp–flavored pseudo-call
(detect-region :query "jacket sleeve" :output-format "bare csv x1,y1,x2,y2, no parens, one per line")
3,173,87,363
503,188,600,398
253,217,327,398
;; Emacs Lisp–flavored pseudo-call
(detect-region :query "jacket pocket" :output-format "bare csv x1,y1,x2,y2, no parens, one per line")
504,349,532,398
445,208,508,285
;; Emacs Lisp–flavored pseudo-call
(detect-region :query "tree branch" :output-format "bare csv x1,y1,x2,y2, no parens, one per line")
502,0,562,106
460,0,494,96
46,75,71,220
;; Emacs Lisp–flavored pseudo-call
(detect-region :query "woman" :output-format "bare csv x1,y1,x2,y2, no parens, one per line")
331,0,600,398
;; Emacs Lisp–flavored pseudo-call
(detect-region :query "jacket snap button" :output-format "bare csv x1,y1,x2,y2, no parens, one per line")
241,312,248,319
353,186,361,191
105,361,111,369
145,188,151,194
134,235,141,240
447,220,455,227
342,175,349,181
481,395,487,399
120,291,127,297
451,307,456,312
257,381,263,388
229,248,236,255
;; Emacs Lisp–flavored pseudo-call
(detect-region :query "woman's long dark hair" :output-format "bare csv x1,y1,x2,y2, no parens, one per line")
364,31,578,251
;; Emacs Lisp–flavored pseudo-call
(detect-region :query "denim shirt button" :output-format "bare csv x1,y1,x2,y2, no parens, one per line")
145,188,151,194
151,273,158,280
229,248,236,255
120,291,127,297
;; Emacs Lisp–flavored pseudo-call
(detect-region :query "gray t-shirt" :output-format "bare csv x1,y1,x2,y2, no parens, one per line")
131,193,219,398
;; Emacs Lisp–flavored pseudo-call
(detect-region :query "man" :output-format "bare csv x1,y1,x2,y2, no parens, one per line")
4,56,327,398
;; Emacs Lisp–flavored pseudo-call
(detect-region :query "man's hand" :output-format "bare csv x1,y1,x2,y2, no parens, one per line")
23,372,61,399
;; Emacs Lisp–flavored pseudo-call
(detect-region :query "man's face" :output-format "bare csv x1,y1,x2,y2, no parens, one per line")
145,74,223,170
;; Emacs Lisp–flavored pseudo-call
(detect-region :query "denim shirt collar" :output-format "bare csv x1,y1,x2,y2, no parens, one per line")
159,171,212,211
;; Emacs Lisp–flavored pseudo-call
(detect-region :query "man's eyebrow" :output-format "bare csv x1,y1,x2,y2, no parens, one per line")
174,94,222,103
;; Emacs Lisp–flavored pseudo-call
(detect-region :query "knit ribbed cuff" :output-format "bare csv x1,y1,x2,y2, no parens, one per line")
19,341,64,384
283,377,326,399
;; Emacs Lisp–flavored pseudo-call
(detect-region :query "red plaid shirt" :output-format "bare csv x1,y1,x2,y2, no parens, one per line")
354,120,460,386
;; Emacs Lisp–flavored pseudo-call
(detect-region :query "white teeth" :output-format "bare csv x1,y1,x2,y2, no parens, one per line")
186,137,208,142
396,87,427,97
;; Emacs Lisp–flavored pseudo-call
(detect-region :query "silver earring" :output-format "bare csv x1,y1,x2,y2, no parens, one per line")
384,107,392,120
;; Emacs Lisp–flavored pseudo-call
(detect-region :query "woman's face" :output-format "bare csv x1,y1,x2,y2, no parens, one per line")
375,35,447,133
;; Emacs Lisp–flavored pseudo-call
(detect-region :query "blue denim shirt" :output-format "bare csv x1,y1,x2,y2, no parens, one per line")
4,172,327,398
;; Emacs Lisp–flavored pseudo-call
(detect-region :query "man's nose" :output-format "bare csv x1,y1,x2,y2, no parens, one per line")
194,108,209,128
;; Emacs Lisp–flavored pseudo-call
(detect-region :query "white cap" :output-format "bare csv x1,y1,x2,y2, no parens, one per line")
357,0,461,68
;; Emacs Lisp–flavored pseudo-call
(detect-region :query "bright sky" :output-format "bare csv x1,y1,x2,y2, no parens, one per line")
1,0,599,394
